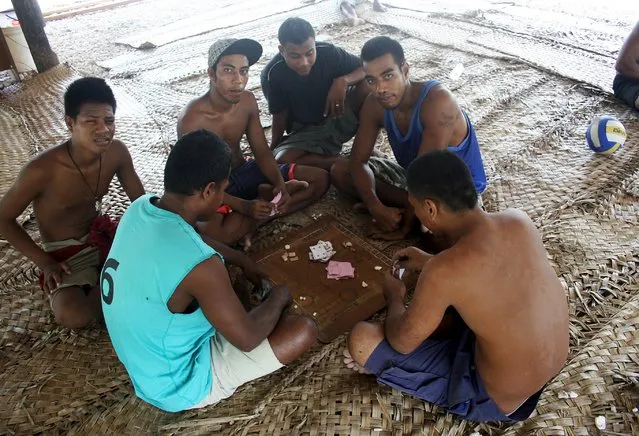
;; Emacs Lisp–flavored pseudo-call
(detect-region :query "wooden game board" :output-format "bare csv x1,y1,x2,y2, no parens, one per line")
251,216,391,343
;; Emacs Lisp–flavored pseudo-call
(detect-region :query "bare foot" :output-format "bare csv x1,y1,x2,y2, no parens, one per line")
285,179,309,195
342,348,372,374
240,233,253,252
353,202,369,214
371,148,386,158
373,0,386,12
370,228,410,241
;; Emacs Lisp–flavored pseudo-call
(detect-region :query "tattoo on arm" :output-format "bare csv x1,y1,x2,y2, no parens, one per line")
438,110,458,128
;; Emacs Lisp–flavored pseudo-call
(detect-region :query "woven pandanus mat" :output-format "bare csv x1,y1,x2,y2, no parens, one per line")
361,6,623,93
1,15,639,435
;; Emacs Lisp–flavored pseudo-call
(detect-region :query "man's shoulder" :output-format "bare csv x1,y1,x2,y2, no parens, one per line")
423,82,454,106
27,143,67,175
316,41,345,54
107,138,129,154
179,95,209,119
362,93,385,122
261,54,287,82
177,95,217,135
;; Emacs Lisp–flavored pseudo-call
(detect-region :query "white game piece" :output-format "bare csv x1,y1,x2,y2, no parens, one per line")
449,63,464,80
595,416,606,430
361,281,368,288
632,408,638,413
285,244,291,250
374,266,382,271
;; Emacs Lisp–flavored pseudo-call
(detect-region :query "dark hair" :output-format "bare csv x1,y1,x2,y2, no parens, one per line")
361,36,405,67
406,151,478,212
64,77,117,119
164,129,232,195
278,17,315,45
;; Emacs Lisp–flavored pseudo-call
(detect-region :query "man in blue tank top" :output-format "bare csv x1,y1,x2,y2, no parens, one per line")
331,36,487,240
101,130,317,412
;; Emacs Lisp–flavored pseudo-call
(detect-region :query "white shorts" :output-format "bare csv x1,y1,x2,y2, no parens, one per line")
190,334,283,409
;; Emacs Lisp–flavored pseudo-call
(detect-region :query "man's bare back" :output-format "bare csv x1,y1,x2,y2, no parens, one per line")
432,209,568,412
346,151,567,422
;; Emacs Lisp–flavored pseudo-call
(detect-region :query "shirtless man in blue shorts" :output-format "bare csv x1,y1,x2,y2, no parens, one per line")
344,151,569,423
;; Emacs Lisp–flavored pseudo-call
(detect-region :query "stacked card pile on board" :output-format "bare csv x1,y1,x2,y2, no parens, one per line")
326,260,355,280
308,240,336,263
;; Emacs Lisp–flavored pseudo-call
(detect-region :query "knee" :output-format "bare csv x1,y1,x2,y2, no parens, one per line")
55,305,95,329
276,150,295,164
312,168,330,197
347,321,383,366
296,315,319,347
329,158,350,188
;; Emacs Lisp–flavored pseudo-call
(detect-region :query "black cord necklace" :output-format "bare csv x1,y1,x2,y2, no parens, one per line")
66,140,102,214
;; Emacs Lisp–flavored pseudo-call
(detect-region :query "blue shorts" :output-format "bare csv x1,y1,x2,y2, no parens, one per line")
364,326,543,422
226,159,295,200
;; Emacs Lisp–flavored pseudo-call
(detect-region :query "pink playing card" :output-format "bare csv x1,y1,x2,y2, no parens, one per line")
269,192,283,216
326,261,355,279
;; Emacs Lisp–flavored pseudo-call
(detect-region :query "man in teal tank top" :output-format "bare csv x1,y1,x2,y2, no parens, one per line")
331,36,487,241
101,130,317,412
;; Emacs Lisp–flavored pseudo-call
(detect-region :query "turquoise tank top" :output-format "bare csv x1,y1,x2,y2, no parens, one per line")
101,194,221,412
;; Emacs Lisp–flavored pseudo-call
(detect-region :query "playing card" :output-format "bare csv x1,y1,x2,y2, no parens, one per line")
309,240,336,262
269,192,282,217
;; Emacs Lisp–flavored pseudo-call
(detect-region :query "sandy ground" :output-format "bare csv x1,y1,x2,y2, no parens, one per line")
35,0,635,79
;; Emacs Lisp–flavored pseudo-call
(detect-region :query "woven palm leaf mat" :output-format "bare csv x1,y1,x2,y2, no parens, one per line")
2,6,639,434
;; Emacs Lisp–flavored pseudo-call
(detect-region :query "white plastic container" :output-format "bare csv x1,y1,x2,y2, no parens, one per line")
1,25,36,73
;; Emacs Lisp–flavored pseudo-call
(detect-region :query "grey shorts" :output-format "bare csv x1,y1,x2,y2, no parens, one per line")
367,155,484,229
273,102,358,158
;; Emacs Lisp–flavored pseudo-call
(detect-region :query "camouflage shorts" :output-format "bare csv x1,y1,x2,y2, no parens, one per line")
367,156,484,209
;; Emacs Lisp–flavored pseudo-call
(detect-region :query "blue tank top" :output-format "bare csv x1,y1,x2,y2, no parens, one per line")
384,80,487,193
101,194,220,412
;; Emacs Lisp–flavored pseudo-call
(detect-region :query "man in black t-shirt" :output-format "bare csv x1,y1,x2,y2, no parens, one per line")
260,17,370,170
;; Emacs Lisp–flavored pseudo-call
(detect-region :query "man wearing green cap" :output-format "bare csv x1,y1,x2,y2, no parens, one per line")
178,39,330,247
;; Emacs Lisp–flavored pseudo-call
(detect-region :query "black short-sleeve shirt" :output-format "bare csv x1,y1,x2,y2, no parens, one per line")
260,42,360,130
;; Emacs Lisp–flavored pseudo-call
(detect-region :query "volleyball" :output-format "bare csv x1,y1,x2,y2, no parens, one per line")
585,115,626,155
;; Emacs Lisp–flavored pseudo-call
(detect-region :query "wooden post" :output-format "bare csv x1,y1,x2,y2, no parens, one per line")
10,0,59,73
